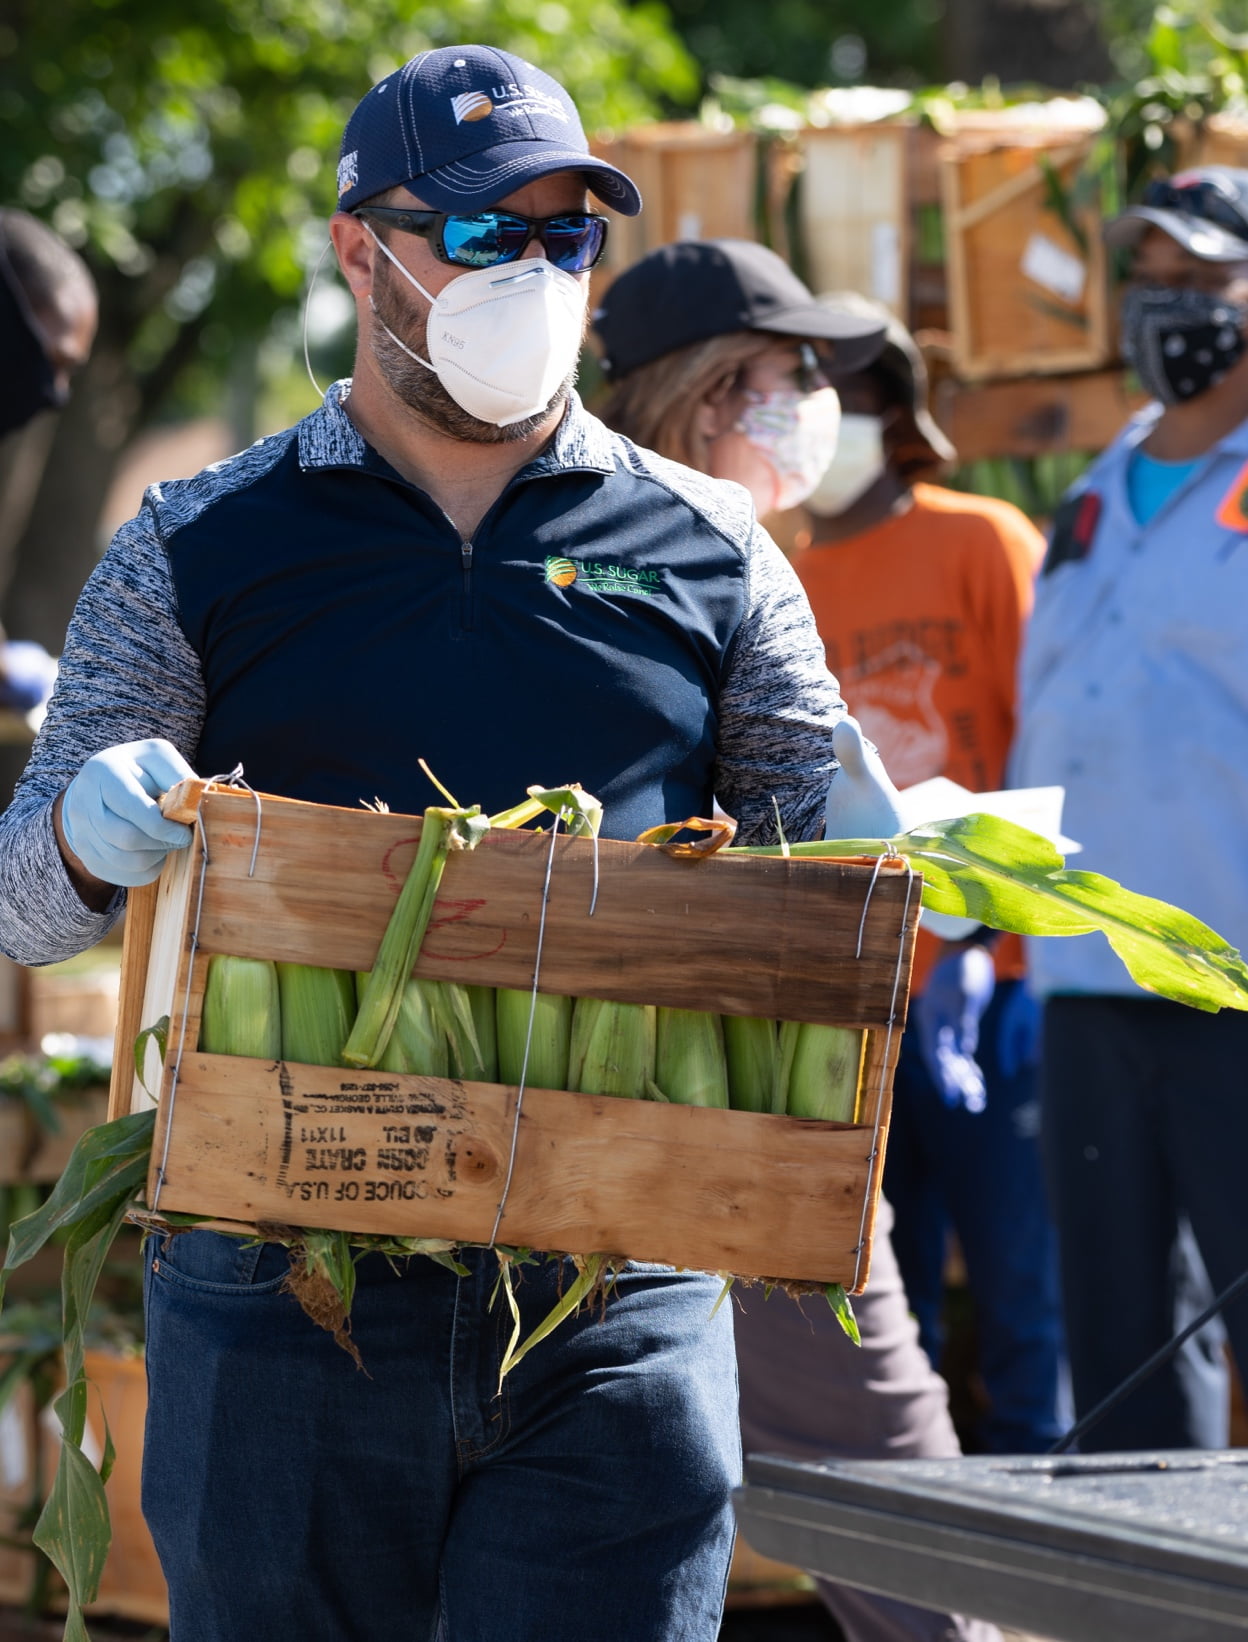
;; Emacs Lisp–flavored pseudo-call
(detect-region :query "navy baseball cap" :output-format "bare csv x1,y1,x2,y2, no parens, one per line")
1105,167,1248,262
593,240,887,382
336,46,641,217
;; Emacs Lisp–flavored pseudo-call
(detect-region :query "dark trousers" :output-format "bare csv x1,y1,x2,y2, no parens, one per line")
885,980,1068,1453
1041,994,1248,1451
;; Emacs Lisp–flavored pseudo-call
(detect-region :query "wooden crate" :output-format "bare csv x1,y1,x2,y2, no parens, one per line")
796,123,910,315
0,1086,109,1185
112,784,920,1293
0,1350,167,1626
588,123,759,293
941,135,1110,381
930,367,1148,463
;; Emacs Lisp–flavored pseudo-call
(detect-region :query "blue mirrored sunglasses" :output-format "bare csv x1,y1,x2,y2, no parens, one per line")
353,206,609,274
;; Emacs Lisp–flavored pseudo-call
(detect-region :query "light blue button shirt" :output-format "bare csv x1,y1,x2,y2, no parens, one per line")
1013,405,1248,997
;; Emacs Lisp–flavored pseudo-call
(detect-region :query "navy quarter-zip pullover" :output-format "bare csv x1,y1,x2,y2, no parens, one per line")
0,386,846,965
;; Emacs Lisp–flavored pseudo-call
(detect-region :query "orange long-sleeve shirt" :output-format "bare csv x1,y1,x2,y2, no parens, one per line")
791,483,1045,987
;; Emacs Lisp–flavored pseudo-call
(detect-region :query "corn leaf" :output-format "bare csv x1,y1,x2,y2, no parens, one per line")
497,1253,604,1385
825,1284,861,1346
1,1111,155,1298
0,1112,156,1640
737,813,1248,1014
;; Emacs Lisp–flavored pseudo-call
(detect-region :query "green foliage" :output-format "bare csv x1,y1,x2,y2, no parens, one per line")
739,814,1248,1014
1,0,697,422
653,0,942,92
0,1110,155,1642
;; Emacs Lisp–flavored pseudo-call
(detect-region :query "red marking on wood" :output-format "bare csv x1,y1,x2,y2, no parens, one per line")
381,836,420,894
422,898,506,963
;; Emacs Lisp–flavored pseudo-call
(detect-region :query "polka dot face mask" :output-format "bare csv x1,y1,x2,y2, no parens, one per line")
1120,283,1248,405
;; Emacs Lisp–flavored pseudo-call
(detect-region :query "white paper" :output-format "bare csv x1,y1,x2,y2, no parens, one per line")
871,221,902,310
0,1401,27,1491
1021,232,1086,305
896,777,1081,854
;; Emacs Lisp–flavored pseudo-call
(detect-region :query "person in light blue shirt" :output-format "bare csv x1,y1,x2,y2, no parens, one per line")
1013,166,1248,1450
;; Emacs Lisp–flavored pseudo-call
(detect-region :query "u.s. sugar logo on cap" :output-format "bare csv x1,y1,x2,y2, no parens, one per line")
451,91,494,123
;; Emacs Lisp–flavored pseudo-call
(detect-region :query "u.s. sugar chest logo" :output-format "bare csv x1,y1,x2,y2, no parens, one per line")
544,557,661,596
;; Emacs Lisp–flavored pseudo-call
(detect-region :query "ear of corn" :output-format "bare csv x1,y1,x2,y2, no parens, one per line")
655,1008,729,1107
344,806,489,1069
722,1015,777,1113
200,956,281,1060
463,985,495,1077
439,982,494,1081
569,998,656,1100
781,1022,865,1123
496,988,573,1090
276,963,357,1066
357,972,450,1076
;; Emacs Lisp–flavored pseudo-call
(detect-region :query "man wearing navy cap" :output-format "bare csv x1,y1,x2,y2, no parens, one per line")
1013,165,1248,1451
0,46,896,1642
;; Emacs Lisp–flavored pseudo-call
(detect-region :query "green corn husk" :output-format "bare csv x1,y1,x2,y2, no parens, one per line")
199,955,281,1059
496,988,573,1090
344,805,489,1069
569,997,656,1100
276,963,357,1065
654,1007,729,1107
439,981,491,1080
356,973,450,1076
722,1014,778,1113
455,985,498,1081
778,1021,865,1123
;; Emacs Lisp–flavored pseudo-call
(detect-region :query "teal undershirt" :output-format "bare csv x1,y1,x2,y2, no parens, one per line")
1127,449,1202,525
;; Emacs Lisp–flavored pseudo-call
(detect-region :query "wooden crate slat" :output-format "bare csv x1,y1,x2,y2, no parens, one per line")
930,368,1146,464
164,788,917,1030
942,136,1109,382
149,1053,883,1288
798,125,909,316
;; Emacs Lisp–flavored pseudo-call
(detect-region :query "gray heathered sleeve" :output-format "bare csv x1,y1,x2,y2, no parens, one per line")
0,502,206,965
714,522,844,846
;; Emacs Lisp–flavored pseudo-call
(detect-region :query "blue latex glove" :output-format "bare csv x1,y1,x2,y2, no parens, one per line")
914,945,995,1113
995,981,1041,1080
0,641,57,713
824,716,906,840
61,738,196,887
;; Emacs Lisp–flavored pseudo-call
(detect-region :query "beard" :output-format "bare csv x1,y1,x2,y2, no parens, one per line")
368,259,580,445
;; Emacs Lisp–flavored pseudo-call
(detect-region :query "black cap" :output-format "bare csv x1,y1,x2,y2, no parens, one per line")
816,289,957,469
336,46,640,218
592,239,887,382
1105,167,1248,263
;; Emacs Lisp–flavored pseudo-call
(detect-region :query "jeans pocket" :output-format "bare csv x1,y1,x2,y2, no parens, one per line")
148,1229,291,1295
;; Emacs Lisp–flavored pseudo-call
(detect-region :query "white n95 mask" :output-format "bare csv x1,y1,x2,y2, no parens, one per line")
365,225,587,426
805,413,887,516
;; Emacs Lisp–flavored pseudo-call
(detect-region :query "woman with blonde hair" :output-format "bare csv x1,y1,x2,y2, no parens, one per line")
594,241,1003,1642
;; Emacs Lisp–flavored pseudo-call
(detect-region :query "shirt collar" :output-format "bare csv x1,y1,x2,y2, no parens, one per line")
296,381,616,477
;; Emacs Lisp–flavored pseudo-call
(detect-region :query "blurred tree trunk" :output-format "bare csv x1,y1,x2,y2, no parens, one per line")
944,0,1113,86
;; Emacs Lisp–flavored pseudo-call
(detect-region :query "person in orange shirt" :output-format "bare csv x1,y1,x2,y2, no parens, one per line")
794,294,1068,1452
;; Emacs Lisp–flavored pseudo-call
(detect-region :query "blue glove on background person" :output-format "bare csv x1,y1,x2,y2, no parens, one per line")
995,979,1041,1080
914,945,995,1113
0,641,58,714
60,738,196,887
824,716,906,840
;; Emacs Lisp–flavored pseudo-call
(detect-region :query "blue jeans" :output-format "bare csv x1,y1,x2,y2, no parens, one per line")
143,1233,739,1641
884,980,1068,1453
